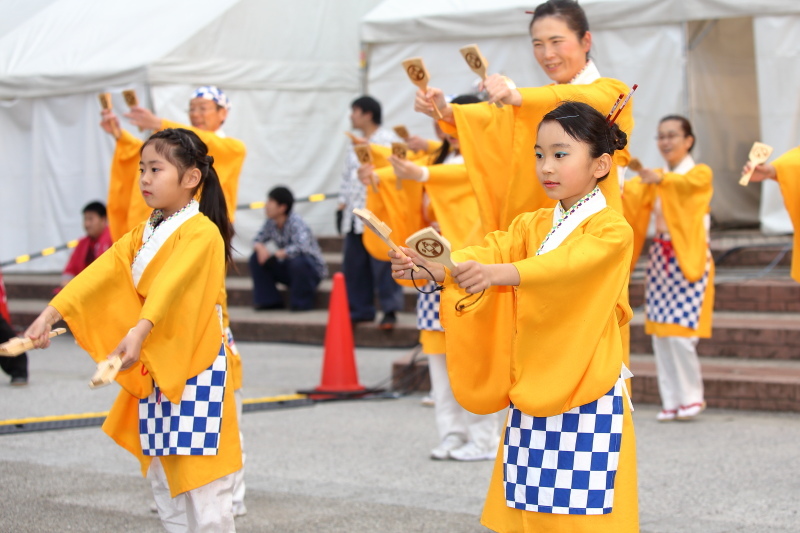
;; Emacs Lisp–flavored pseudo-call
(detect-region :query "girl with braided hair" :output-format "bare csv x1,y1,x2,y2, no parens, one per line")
390,101,639,531
24,128,241,532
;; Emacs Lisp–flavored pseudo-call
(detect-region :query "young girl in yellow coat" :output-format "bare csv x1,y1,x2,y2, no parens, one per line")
25,129,241,532
389,101,639,532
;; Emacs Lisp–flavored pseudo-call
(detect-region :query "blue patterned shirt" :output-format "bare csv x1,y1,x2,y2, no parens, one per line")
253,212,328,278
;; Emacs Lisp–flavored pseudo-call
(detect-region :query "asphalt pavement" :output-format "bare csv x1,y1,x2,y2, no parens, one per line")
1,336,798,532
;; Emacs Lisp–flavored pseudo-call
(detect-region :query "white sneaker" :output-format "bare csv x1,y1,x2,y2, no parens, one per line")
420,395,435,407
449,442,495,462
232,502,247,517
430,434,465,460
656,409,677,422
676,401,706,420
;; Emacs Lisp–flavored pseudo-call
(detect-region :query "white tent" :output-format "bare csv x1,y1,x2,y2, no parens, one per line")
0,0,382,271
361,0,800,233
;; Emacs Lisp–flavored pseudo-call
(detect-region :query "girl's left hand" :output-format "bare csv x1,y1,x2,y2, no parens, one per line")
111,320,153,371
452,261,492,293
388,156,425,181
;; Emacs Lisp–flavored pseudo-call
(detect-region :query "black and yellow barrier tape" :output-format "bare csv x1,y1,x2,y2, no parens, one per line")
0,393,312,435
1,193,339,268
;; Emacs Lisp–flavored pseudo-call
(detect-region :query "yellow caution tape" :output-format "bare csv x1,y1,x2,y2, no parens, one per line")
2,193,339,267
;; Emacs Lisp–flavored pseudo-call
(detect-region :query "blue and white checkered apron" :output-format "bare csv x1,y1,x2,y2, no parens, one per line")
645,233,710,330
416,282,443,332
503,378,625,515
139,342,227,456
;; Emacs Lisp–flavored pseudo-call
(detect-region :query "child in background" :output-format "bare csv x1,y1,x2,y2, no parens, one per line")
389,101,639,532
58,201,112,290
25,128,241,532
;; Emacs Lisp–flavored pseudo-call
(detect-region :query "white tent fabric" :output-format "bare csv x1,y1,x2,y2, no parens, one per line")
362,0,800,233
0,0,382,272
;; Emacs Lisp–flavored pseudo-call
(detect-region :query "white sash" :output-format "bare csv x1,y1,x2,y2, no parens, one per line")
131,200,200,288
537,188,607,256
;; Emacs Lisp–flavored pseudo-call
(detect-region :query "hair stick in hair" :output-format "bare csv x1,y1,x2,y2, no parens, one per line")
609,84,638,126
605,94,625,124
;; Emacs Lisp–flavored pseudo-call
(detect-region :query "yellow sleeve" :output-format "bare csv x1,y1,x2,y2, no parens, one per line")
772,147,800,282
621,176,656,271
161,120,247,221
363,165,425,265
107,130,146,241
439,213,538,414
510,213,634,416
448,102,518,232
51,225,154,399
424,165,484,249
659,164,713,282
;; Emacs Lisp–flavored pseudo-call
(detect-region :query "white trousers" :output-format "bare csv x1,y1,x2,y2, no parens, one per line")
652,335,704,411
232,389,246,514
148,457,235,533
427,353,502,451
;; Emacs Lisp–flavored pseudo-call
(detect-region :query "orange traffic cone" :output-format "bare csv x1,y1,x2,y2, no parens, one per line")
307,272,367,399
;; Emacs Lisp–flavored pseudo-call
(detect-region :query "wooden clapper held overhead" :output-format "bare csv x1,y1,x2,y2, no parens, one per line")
739,142,774,186
459,44,516,108
401,57,443,119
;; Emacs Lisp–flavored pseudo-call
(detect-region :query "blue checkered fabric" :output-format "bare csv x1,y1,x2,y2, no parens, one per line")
645,234,710,330
191,85,231,111
139,343,227,456
416,282,443,331
503,380,624,515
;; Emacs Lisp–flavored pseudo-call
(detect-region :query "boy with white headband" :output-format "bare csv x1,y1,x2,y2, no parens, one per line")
101,85,246,240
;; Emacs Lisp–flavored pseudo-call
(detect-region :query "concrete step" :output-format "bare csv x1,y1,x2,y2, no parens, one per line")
629,310,800,360
629,267,799,312
8,299,420,349
7,268,796,315
228,252,342,278
390,352,800,413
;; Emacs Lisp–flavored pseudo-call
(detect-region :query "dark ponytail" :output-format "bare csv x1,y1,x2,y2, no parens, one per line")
539,101,628,181
142,128,234,264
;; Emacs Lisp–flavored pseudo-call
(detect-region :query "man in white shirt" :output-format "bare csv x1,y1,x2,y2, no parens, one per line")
337,96,403,329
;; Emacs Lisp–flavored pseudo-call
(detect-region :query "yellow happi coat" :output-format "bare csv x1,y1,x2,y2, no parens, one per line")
437,78,635,407
622,159,715,337
106,122,246,387
50,215,242,497
440,207,638,532
107,121,246,241
771,147,800,282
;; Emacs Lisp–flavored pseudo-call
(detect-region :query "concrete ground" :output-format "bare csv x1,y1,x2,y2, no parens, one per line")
1,336,798,532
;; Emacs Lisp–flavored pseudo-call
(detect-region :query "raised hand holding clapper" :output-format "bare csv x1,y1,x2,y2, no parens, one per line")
739,142,774,186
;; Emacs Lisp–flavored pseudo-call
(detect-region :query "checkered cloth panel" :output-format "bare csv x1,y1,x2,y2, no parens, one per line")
503,380,624,515
645,235,710,330
416,282,443,331
139,343,227,456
